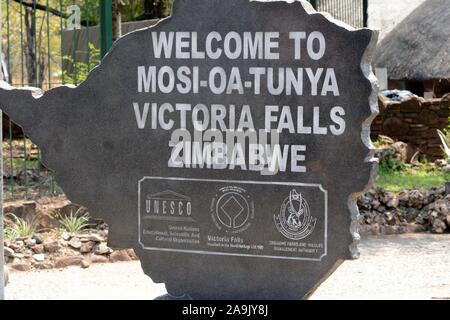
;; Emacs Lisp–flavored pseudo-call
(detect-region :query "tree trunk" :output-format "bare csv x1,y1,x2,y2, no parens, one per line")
24,7,45,88
112,0,125,42
24,8,37,86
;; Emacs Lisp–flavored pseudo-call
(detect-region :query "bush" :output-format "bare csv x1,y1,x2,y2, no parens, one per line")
4,213,39,240
63,43,100,85
56,208,91,234
378,150,406,175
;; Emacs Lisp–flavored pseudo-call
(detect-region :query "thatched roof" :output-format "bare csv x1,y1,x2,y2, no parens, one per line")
373,0,450,81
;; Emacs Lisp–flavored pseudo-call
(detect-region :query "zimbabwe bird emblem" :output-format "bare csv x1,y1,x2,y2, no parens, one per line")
274,189,317,240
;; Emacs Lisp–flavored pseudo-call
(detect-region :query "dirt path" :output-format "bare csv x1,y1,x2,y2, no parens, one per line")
4,234,450,300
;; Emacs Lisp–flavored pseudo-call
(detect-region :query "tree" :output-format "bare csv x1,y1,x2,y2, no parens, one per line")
9,0,80,87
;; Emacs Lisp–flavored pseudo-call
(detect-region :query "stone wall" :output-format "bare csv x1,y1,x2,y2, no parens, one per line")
371,95,450,160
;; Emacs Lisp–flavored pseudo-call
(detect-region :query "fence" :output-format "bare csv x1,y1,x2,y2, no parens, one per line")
0,0,368,202
1,0,106,201
310,0,368,28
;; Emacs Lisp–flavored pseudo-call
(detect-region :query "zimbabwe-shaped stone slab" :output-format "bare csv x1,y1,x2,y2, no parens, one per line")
0,0,378,299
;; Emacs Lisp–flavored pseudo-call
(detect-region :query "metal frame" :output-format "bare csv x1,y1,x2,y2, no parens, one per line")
100,0,113,58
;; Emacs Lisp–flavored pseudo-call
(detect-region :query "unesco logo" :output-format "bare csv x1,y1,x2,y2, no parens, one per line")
144,190,193,221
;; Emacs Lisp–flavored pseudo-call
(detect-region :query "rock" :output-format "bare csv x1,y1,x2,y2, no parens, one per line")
80,241,96,254
371,200,381,210
33,262,54,270
5,255,12,264
24,238,36,248
384,211,394,223
47,201,85,220
358,186,448,235
43,240,60,253
406,223,427,233
390,142,409,163
398,191,410,205
398,225,409,234
89,255,109,264
408,190,425,208
424,187,445,204
61,232,72,241
126,249,138,260
421,196,450,232
32,235,43,245
358,224,372,237
32,244,44,254
13,253,24,259
54,256,83,268
79,234,104,243
109,250,132,263
3,200,37,222
11,261,31,272
382,225,398,235
435,159,447,168
382,117,407,137
405,208,420,223
386,197,399,208
400,97,421,113
32,254,45,262
8,241,23,252
93,243,112,255
378,134,394,145
371,223,380,235
415,214,426,225
420,109,440,126
4,247,15,257
81,259,91,269
99,229,109,238
68,237,82,250
432,219,447,234
37,212,60,229
357,195,371,210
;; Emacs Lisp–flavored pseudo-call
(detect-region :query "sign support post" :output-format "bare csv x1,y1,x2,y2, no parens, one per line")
0,0,5,301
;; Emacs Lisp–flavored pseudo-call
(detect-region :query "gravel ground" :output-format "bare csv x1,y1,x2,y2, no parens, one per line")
4,234,450,300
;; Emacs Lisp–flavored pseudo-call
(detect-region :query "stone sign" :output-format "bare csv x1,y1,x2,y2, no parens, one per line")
0,0,378,299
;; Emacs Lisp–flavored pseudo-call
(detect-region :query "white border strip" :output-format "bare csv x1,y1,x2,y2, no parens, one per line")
138,176,327,261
